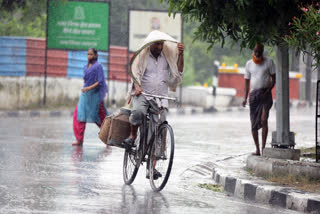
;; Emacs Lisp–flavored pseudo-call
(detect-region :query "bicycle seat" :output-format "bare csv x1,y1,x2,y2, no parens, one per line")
148,107,160,115
120,107,131,116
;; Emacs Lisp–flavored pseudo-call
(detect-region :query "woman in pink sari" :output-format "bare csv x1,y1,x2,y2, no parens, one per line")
72,48,108,146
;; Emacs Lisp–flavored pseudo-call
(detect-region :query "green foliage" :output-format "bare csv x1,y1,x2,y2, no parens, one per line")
284,2,320,67
181,46,195,86
0,0,167,42
198,183,224,192
183,20,255,85
162,0,309,49
0,0,46,37
0,0,279,86
204,76,212,86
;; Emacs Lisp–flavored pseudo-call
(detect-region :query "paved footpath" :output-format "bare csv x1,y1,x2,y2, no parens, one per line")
0,106,244,118
211,154,320,213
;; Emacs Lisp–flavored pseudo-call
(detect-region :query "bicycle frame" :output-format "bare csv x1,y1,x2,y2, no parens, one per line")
138,108,165,165
123,93,176,190
136,93,175,166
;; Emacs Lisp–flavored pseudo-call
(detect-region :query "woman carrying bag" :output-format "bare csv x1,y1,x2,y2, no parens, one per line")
72,48,108,146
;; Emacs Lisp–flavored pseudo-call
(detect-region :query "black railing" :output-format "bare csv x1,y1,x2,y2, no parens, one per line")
316,80,320,162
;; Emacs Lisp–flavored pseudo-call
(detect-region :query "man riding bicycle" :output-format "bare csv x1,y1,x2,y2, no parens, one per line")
124,30,184,179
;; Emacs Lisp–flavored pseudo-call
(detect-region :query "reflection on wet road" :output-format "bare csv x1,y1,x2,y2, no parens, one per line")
0,108,312,213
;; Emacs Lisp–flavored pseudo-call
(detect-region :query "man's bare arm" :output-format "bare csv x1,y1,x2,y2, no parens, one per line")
242,79,250,107
177,43,184,73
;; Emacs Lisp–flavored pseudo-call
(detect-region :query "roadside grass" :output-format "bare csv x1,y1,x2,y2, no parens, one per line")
300,147,316,159
266,147,319,193
266,174,320,193
198,183,224,192
246,166,320,193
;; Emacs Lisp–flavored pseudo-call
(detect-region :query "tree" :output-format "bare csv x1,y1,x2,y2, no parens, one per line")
0,0,167,43
284,2,320,67
162,0,311,147
0,0,47,37
163,0,306,48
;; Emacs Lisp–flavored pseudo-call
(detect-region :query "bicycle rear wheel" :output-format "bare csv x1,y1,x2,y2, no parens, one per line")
123,128,141,185
149,123,175,191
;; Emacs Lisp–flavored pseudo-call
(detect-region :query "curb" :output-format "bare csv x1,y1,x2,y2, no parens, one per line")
212,165,320,213
168,106,248,115
0,107,246,118
0,103,311,118
247,155,320,182
0,110,74,118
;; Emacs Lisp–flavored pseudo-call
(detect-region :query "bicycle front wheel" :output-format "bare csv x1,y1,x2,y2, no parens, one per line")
149,123,175,191
123,128,141,185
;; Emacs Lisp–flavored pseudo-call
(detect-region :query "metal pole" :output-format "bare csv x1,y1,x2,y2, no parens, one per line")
106,1,111,107
305,53,312,105
126,8,130,93
43,0,49,106
316,80,319,162
43,48,48,106
179,14,184,107
290,48,300,72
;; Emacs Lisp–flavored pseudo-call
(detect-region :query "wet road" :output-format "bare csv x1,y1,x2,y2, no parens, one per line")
0,107,313,213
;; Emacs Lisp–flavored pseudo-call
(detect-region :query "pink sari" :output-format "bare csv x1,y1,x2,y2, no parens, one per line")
73,101,106,142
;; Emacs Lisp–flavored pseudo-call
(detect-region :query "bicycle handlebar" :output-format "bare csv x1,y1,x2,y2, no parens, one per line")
141,92,177,101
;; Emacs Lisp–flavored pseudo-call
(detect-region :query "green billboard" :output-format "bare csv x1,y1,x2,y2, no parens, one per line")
47,0,109,51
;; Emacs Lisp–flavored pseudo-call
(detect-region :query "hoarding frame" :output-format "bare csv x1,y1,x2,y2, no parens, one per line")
47,0,110,51
44,0,110,105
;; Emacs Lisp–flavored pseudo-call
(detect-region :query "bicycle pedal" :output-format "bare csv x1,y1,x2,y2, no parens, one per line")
156,156,167,161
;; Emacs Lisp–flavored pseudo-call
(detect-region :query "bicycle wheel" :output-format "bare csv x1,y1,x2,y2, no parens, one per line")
149,123,174,191
123,128,141,185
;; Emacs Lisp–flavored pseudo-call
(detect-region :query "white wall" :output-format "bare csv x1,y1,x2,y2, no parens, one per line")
0,77,237,110
0,76,129,110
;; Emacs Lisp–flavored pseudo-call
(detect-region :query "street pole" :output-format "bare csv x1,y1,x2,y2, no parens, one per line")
265,44,300,160
271,44,295,148
43,48,48,106
290,48,300,72
305,53,312,106
43,0,49,106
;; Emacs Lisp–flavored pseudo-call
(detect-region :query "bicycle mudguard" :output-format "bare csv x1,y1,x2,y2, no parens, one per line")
159,121,168,126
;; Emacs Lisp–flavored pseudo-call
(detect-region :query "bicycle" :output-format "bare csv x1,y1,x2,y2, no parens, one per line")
123,92,176,192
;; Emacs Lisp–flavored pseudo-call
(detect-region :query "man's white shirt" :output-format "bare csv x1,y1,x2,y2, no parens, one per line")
244,57,275,92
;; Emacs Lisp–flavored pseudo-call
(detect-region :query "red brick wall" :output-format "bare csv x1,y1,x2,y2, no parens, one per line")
26,38,45,76
218,73,245,97
25,39,131,81
26,38,68,77
218,72,299,100
47,50,68,77
109,46,130,82
289,78,299,99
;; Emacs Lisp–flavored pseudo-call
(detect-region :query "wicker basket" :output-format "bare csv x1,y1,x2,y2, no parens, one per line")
107,108,131,148
98,115,113,144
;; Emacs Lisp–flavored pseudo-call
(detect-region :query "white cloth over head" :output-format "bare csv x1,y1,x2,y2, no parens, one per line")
127,30,182,104
137,30,178,50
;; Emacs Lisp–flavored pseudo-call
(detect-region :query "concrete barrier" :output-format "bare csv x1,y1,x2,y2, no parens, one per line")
0,76,128,110
247,155,320,180
181,86,236,108
0,76,238,110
